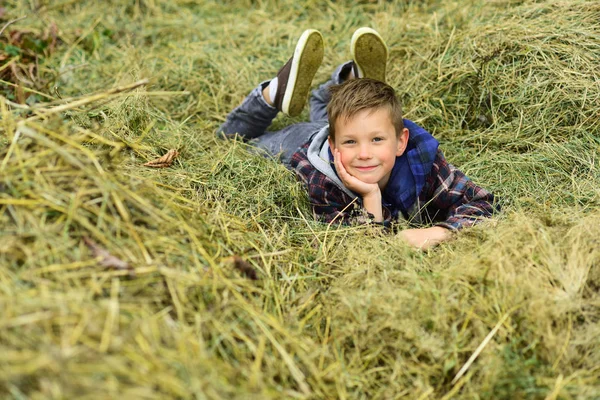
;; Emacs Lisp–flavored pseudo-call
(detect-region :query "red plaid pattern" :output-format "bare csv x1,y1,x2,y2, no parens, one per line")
290,143,498,229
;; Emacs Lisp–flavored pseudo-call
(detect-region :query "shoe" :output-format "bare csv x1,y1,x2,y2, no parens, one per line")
350,27,388,82
273,29,324,117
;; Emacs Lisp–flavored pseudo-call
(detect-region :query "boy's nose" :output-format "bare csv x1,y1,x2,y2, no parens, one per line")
358,145,372,159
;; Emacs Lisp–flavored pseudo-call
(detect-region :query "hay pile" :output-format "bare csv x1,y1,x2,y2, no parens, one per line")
1,0,599,398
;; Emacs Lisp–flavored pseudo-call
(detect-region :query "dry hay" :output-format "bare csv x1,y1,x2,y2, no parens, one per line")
1,0,599,398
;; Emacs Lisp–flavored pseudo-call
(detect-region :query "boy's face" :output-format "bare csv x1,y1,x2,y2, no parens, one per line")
329,107,409,190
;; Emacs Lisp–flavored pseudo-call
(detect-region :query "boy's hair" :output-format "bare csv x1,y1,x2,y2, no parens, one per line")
327,78,404,140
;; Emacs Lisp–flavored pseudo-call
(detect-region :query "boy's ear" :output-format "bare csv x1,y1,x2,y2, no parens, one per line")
328,137,335,153
396,127,409,156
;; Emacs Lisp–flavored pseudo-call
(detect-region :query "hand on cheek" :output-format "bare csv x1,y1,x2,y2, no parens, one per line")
333,149,379,197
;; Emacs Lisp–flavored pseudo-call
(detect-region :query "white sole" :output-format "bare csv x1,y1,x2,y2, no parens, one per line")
281,29,323,116
350,27,388,80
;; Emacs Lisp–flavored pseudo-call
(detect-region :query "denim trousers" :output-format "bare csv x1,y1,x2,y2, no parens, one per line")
218,61,353,167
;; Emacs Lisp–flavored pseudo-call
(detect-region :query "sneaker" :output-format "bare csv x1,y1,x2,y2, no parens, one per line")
273,29,324,117
350,27,388,82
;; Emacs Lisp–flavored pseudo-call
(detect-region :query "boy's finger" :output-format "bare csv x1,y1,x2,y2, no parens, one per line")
336,155,349,177
334,150,361,188
334,150,344,171
336,153,355,182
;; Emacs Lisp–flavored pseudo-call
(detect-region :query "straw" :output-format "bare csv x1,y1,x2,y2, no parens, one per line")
1,0,599,398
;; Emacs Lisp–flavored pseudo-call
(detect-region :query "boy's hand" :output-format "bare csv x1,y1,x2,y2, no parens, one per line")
333,149,379,197
399,226,452,250
333,148,383,222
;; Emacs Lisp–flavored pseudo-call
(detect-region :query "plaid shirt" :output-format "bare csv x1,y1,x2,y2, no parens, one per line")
290,143,498,230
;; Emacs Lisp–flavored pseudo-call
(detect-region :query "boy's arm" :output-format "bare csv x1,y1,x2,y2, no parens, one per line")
333,148,383,222
307,177,391,225
398,150,496,250
422,149,498,231
292,147,388,225
291,145,395,226
400,226,452,250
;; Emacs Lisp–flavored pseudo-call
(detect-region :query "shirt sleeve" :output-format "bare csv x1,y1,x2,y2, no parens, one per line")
421,150,499,231
289,144,388,228
307,175,393,226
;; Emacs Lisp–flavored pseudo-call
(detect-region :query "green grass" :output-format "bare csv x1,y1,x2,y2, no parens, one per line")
1,0,599,398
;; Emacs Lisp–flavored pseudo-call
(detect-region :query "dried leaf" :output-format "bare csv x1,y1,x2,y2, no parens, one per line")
232,256,258,280
1,21,61,98
143,149,179,168
83,236,135,277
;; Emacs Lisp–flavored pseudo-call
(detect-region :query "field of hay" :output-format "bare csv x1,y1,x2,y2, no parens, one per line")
1,0,599,398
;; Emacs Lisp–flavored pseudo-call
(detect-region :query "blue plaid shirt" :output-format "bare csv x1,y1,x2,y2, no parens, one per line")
290,120,498,230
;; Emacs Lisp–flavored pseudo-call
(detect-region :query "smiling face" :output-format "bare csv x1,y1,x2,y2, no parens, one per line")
329,107,409,190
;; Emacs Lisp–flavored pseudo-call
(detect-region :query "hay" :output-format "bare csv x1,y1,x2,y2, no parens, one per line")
1,0,599,398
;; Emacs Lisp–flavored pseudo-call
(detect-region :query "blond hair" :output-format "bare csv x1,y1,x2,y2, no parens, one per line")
327,78,404,140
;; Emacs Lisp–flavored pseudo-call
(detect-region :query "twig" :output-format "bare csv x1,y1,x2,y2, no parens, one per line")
1,97,30,109
451,311,512,385
25,79,149,121
0,15,27,37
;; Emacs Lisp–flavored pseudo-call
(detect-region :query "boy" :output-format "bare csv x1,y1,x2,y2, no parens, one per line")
219,28,497,249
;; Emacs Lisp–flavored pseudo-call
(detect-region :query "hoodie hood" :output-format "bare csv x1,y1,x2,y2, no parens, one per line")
306,120,440,217
306,125,357,199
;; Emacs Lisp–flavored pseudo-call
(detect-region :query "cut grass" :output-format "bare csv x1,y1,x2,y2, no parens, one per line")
1,0,599,398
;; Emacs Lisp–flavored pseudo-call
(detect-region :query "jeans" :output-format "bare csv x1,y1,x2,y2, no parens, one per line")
218,61,353,167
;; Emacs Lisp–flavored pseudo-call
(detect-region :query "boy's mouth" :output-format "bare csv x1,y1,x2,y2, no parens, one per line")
354,165,378,172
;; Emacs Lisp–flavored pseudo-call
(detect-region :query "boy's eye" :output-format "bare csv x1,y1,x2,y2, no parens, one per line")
373,137,384,142
342,140,355,145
